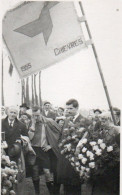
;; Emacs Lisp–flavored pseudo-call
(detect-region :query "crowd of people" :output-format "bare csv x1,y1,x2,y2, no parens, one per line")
1,99,120,195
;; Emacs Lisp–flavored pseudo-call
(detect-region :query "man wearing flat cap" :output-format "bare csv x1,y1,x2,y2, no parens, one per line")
19,103,29,118
42,101,56,120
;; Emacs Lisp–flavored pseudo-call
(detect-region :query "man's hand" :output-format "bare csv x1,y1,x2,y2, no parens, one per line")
42,145,51,152
15,139,21,144
68,121,75,127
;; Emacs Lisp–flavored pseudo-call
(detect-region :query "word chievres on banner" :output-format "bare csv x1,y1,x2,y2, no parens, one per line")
54,37,84,56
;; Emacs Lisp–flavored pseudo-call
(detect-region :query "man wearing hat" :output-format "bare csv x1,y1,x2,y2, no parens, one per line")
42,101,56,120
113,107,120,126
19,103,29,118
93,109,102,131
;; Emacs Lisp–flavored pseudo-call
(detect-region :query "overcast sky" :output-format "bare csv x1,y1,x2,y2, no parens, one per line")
1,0,122,110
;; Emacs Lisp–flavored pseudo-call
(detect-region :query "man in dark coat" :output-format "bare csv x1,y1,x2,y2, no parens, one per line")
2,106,28,162
57,99,91,195
2,106,28,154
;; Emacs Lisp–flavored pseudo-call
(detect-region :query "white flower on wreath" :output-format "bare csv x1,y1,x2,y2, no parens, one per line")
95,149,102,156
89,162,95,168
86,151,91,157
66,143,72,151
81,166,86,171
90,141,96,146
100,143,106,150
98,139,103,144
82,157,87,164
90,156,94,161
72,135,77,139
77,140,83,148
80,170,84,177
82,138,87,144
71,157,75,162
71,162,75,167
75,161,80,167
107,146,113,152
78,154,84,159
93,145,99,151
76,167,80,172
86,168,90,172
82,147,87,153
86,151,94,158
88,151,94,160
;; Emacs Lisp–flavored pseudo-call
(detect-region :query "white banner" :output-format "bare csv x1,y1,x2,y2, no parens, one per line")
3,1,87,78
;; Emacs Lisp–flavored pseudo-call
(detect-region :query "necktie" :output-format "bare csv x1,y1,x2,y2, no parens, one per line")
9,122,13,128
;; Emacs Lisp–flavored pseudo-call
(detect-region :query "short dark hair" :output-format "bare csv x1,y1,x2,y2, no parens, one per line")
66,99,79,108
113,107,120,116
21,113,31,119
56,119,65,124
58,107,64,111
32,106,40,112
44,101,51,106
94,109,102,114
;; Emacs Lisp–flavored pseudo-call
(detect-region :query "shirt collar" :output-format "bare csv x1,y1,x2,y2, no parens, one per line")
8,119,15,126
45,110,48,115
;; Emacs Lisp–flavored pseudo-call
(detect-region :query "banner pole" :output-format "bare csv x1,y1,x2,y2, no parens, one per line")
34,74,38,106
79,1,116,125
39,71,42,112
2,52,5,106
32,75,34,106
21,80,23,104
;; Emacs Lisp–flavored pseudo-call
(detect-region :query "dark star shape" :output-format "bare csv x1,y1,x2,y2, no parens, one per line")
14,1,59,44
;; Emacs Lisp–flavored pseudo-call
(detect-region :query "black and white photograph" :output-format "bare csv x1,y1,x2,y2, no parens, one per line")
1,0,121,195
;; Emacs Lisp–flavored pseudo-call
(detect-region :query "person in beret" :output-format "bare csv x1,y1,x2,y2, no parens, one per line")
42,101,56,120
19,113,32,130
93,109,102,131
19,103,29,118
113,107,120,126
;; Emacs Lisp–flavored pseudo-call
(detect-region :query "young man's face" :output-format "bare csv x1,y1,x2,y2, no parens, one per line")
20,107,27,113
65,104,78,117
44,103,50,111
58,108,64,116
32,111,41,122
94,111,101,121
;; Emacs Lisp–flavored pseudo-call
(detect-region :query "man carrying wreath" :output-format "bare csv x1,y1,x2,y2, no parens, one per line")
57,99,91,195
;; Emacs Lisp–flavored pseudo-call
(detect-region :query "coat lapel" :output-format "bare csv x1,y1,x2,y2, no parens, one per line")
3,117,10,132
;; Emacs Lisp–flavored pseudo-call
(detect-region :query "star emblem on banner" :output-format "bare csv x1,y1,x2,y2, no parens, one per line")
14,1,59,45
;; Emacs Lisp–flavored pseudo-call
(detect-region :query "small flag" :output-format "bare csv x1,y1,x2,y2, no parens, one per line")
21,79,26,103
8,63,13,76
